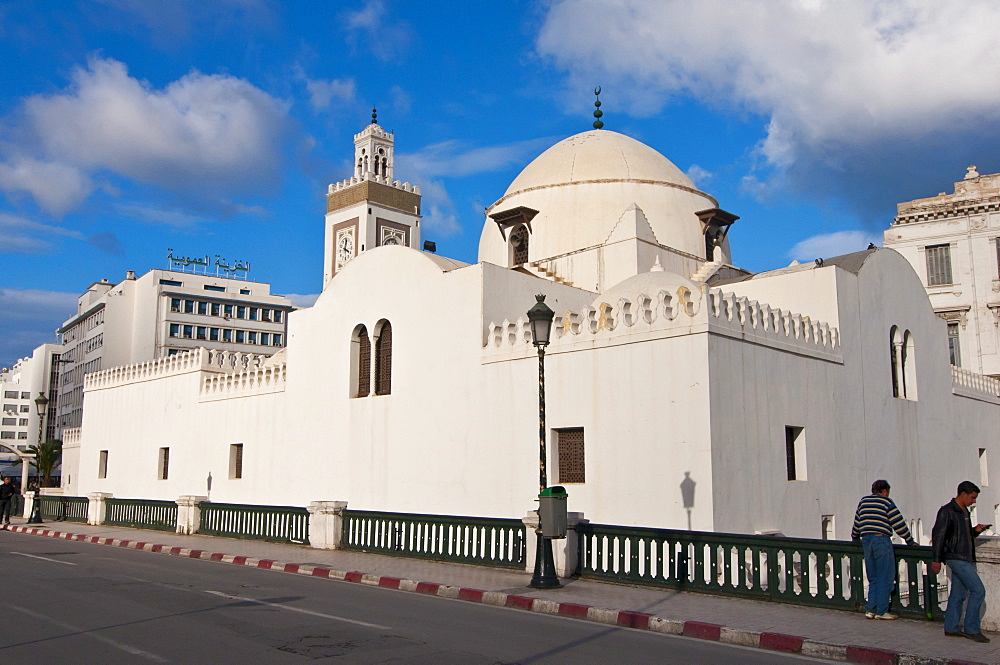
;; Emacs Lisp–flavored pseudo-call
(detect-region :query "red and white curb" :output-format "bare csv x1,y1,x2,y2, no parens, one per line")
2,524,986,665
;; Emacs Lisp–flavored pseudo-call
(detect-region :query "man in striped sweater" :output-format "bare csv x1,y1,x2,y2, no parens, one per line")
851,479,917,620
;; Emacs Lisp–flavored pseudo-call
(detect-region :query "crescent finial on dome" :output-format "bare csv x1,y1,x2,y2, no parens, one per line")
593,87,604,129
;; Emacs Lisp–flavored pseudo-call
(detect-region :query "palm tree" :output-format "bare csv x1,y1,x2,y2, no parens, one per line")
26,439,62,488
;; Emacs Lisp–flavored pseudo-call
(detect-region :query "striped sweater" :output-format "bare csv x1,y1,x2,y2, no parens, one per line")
851,494,913,542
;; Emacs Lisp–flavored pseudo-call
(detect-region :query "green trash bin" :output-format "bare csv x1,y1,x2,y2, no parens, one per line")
538,485,568,538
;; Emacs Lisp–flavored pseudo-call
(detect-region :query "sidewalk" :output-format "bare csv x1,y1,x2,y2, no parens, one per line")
2,517,991,665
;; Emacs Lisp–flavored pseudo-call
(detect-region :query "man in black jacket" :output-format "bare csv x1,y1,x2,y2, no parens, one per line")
931,481,992,643
0,476,17,524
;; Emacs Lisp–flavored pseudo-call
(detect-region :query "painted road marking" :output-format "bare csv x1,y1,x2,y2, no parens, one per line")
11,551,78,565
205,590,391,629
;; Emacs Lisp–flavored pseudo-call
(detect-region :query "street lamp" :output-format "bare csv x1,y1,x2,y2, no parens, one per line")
527,294,560,589
27,392,48,524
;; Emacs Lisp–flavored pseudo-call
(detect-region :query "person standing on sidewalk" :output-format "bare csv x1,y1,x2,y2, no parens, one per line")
931,480,992,643
851,479,917,620
0,476,18,524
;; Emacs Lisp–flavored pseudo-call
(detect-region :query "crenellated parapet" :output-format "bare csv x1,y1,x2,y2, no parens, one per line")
85,348,269,392
483,284,840,361
61,427,81,446
327,174,420,195
200,362,287,401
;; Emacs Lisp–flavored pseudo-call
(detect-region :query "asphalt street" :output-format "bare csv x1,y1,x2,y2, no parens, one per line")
0,529,831,664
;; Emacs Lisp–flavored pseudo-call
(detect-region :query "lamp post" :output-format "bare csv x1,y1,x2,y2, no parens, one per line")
527,294,560,589
27,392,48,524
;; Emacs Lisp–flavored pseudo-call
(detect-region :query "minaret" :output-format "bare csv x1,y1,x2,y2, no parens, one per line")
323,108,422,287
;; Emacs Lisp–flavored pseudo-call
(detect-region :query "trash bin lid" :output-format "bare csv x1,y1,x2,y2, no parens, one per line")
538,485,567,498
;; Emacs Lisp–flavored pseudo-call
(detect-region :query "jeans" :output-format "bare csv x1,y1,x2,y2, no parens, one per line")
862,534,896,615
945,559,986,635
0,499,11,523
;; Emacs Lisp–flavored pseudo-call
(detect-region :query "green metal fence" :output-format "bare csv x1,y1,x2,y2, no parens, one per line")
342,510,525,569
9,494,24,517
199,502,309,544
38,495,89,522
104,498,178,532
577,523,942,619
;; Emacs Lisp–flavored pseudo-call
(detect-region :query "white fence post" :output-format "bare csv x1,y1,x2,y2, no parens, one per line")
176,495,209,534
87,492,112,525
22,491,35,520
977,537,1000,630
522,509,586,578
307,501,348,549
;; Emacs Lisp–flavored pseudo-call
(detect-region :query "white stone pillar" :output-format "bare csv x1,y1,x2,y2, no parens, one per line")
87,492,112,525
976,537,1000,631
522,510,586,578
22,491,35,520
307,501,348,549
175,496,209,535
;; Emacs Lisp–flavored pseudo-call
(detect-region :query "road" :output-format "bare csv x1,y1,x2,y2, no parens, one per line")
0,530,829,664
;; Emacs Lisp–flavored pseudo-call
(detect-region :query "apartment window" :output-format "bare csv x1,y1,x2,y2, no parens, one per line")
204,285,225,292
235,330,245,344
261,309,272,322
948,322,961,367
98,450,108,479
3,391,16,398
555,428,586,483
224,304,234,318
229,443,244,479
184,299,195,314
209,328,220,341
169,323,180,338
273,334,282,346
183,325,193,339
2,404,14,412
20,392,29,399
249,307,259,321
198,301,208,315
240,289,250,295
211,303,221,316
19,405,28,413
158,447,169,480
980,448,990,487
160,279,182,286
0,432,14,439
248,331,258,345
196,326,207,340
375,321,392,395
223,329,233,342
1,418,15,426
925,244,953,286
260,333,270,346
236,306,247,319
170,298,181,312
18,418,27,426
167,349,181,356
17,432,27,439
273,311,283,323
785,426,806,481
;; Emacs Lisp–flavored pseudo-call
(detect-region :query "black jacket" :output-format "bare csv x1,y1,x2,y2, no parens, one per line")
0,482,17,501
931,500,979,563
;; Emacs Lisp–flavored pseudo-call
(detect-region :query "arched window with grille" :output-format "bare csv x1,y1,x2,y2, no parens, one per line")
351,325,371,398
375,320,392,395
509,225,529,266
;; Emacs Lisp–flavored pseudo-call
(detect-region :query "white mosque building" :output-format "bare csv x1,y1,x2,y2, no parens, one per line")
60,115,1000,542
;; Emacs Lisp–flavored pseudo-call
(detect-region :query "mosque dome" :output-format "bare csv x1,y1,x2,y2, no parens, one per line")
478,130,727,285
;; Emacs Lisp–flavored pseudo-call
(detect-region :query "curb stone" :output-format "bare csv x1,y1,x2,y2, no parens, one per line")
1,524,988,665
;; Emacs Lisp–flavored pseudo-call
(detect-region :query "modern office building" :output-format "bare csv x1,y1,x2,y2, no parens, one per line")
0,342,63,455
54,268,294,433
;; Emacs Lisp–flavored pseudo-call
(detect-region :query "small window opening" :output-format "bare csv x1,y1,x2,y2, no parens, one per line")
980,448,989,487
555,428,585,483
158,447,170,480
230,443,244,479
98,450,108,479
785,426,806,481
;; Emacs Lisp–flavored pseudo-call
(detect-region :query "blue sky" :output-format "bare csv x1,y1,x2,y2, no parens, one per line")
3,0,999,369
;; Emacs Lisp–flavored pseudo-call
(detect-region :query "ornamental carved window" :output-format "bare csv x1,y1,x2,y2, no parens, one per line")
375,321,392,396
357,326,371,397
556,428,586,483
510,225,529,265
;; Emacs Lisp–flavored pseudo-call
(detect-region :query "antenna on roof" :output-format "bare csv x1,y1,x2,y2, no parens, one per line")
592,87,604,129
371,107,378,124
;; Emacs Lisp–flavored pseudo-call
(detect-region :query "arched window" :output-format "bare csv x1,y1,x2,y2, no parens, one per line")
375,321,392,395
351,325,371,398
890,326,917,400
509,225,529,265
890,326,901,398
902,330,917,400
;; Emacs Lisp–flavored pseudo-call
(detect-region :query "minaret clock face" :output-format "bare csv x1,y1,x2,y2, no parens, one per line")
338,234,354,262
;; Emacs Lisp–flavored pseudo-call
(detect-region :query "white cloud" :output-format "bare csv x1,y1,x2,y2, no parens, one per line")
0,159,93,217
115,203,206,228
0,56,291,214
686,164,712,187
300,72,356,111
0,287,79,369
0,212,84,253
787,230,881,262
285,293,319,308
342,1,414,63
536,1,1000,216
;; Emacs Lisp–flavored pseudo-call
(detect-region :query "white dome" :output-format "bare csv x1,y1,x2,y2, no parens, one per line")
503,130,696,197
